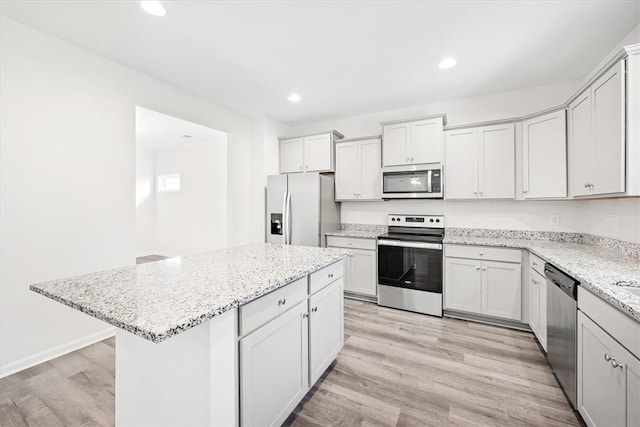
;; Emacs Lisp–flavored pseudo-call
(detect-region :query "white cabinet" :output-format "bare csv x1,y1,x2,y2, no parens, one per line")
240,261,345,427
381,116,445,167
335,137,381,200
522,110,568,199
309,279,344,385
444,245,522,321
445,124,515,200
240,300,309,427
570,60,626,197
578,311,640,427
528,268,547,351
280,138,304,173
279,131,343,174
326,236,377,298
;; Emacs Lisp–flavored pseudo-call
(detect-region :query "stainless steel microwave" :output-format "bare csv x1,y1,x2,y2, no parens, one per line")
382,164,443,199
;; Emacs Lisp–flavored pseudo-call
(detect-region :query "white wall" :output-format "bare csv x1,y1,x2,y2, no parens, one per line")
154,143,228,256
0,17,259,377
136,149,156,255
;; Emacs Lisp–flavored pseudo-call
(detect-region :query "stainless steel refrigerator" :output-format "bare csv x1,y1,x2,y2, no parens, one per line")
266,173,340,247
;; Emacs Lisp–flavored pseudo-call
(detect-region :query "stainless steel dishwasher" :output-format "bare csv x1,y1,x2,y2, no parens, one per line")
545,263,579,409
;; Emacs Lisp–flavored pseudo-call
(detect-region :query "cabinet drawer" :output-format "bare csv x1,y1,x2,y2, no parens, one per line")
310,260,344,295
530,267,545,284
326,236,376,251
529,253,546,277
240,277,307,336
445,244,521,263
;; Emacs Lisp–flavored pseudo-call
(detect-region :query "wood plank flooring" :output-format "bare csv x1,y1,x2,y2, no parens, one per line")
135,255,169,264
0,299,579,427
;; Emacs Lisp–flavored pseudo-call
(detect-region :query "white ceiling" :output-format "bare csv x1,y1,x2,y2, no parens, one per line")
136,106,227,152
2,1,639,126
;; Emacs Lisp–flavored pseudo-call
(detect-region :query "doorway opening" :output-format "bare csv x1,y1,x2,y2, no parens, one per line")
135,107,228,263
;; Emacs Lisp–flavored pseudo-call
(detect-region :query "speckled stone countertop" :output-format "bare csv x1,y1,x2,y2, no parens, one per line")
31,243,347,343
444,236,640,323
325,229,384,239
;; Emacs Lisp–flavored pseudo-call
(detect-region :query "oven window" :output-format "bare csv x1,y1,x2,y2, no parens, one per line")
383,171,429,193
378,245,443,292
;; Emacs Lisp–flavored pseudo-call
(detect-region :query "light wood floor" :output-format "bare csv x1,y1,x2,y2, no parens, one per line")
0,299,579,427
135,255,169,264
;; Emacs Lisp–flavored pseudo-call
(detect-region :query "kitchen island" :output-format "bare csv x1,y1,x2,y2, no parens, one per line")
31,243,347,427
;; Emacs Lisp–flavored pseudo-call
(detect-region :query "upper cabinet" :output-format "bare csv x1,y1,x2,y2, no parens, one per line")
522,110,568,199
381,115,445,167
445,124,515,200
335,136,382,201
279,130,343,174
569,60,626,197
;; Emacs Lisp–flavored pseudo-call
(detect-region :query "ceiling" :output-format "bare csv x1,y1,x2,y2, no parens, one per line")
136,106,227,152
2,1,639,126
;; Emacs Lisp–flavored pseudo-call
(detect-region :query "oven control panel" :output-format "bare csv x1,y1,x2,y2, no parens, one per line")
387,214,444,228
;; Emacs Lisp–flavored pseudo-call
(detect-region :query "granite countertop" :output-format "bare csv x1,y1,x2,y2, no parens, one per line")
325,229,384,239
31,243,347,343
444,236,640,322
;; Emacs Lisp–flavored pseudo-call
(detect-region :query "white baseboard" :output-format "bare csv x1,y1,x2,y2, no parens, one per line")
0,327,116,378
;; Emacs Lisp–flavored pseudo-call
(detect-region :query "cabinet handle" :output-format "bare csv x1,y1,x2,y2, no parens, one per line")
482,267,487,271
479,252,484,256
604,354,612,362
278,298,287,306
410,157,414,162
523,190,528,193
328,273,334,278
611,359,624,369
312,307,318,313
533,262,538,267
476,266,481,270
584,183,589,188
406,158,410,163
303,312,309,319
299,166,303,170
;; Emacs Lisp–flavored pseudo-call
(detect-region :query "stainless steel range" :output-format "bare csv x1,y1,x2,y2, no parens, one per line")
377,214,444,317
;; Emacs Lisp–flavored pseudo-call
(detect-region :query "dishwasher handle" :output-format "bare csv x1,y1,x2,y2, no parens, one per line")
544,263,578,300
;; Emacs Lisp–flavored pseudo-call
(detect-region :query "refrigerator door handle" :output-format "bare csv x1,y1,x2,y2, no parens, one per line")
285,192,292,244
281,192,288,244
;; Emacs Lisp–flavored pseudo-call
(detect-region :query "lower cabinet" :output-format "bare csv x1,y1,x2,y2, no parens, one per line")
240,301,309,427
326,236,377,298
240,261,345,427
444,245,522,321
309,279,344,384
577,311,640,427
528,267,547,351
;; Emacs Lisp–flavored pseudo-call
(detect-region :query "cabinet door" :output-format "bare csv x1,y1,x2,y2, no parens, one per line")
478,124,515,199
240,301,308,427
382,124,410,166
303,134,332,172
539,277,547,351
523,111,568,199
359,138,382,200
577,311,625,427
309,279,344,385
335,142,359,200
444,257,482,314
570,92,594,196
592,60,626,195
528,274,540,337
280,138,304,173
444,129,479,199
410,118,443,164
481,261,521,320
347,249,377,296
624,349,640,427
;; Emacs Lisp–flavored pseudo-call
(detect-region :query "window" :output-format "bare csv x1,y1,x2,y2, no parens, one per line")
157,174,181,193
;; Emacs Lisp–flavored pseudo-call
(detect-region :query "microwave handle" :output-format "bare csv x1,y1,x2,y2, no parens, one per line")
427,170,432,193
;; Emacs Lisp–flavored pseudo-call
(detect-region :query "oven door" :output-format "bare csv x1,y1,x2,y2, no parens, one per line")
377,240,443,293
382,167,442,199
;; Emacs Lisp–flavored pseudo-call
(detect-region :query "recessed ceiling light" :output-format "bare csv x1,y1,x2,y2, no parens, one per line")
439,57,457,69
288,93,301,103
140,1,167,17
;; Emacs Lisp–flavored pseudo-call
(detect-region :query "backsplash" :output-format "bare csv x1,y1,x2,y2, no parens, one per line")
341,223,388,233
582,234,640,258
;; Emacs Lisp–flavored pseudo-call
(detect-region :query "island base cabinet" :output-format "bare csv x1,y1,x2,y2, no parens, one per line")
115,309,238,427
309,278,344,385
240,300,309,427
578,311,640,427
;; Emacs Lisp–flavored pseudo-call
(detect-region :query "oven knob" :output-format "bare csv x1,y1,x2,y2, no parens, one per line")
436,219,440,223
430,219,434,223
391,218,396,222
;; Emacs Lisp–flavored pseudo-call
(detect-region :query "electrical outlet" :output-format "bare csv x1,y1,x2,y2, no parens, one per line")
550,214,560,226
